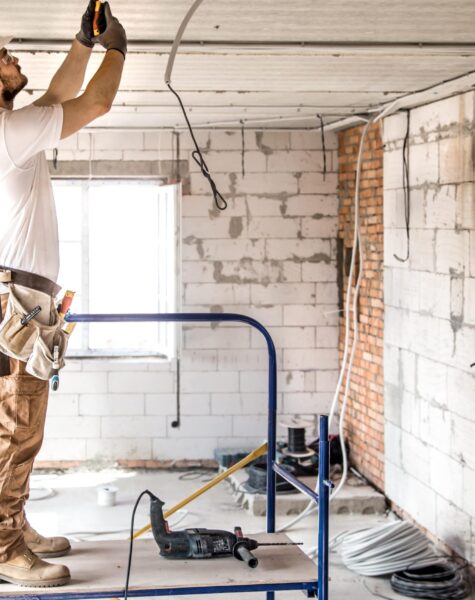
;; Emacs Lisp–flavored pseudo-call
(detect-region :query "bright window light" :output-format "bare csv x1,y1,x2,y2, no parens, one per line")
53,180,180,358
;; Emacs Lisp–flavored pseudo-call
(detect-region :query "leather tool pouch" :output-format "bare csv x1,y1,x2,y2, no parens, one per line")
0,285,69,380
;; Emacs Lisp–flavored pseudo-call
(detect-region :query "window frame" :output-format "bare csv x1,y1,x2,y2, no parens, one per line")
53,177,181,360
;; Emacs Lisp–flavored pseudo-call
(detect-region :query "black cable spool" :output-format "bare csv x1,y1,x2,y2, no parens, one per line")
390,560,472,599
280,418,315,459
287,427,308,455
244,460,296,494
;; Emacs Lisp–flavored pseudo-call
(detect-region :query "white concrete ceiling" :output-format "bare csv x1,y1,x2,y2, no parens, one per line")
3,0,475,129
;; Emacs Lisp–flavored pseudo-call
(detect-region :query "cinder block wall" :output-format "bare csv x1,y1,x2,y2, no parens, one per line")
37,129,340,465
338,124,385,490
383,93,475,562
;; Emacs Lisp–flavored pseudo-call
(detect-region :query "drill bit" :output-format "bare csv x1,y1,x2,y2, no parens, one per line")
257,542,303,547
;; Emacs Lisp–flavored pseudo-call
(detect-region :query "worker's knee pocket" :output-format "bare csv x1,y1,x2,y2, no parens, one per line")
5,460,31,502
0,375,47,433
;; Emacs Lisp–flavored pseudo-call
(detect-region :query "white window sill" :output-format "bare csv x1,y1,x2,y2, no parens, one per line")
66,353,171,364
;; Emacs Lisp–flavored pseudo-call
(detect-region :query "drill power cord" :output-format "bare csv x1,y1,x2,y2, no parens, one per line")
165,0,227,211
124,490,154,600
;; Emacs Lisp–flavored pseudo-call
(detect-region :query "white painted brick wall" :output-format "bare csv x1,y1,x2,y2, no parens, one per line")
384,92,475,562
38,128,339,465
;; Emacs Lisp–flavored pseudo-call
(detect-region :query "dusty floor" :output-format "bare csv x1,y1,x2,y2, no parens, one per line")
25,469,428,599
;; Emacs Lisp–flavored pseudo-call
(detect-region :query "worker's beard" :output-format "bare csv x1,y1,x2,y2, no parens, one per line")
0,71,28,104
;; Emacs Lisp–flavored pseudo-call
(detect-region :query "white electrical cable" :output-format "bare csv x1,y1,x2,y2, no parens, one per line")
64,509,190,542
335,521,437,576
330,118,371,500
165,0,204,85
29,487,56,501
305,119,375,558
275,116,375,540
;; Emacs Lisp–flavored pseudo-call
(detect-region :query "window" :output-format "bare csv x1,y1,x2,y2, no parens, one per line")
53,180,181,358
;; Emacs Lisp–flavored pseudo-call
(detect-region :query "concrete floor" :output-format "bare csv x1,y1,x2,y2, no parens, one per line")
26,468,411,599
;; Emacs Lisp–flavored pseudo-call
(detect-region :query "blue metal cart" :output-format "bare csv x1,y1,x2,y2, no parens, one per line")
0,313,330,600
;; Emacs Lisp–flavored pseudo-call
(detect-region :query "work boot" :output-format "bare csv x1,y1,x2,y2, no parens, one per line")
23,522,71,559
0,546,70,587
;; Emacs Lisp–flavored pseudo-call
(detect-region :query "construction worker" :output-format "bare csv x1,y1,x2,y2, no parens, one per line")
0,1,126,587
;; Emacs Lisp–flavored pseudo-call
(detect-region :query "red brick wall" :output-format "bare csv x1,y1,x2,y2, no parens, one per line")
337,123,385,490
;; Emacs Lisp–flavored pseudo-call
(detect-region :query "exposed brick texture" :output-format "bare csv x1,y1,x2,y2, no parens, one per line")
338,123,385,490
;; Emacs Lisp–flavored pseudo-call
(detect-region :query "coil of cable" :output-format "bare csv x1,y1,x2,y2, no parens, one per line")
390,559,472,599
338,521,436,576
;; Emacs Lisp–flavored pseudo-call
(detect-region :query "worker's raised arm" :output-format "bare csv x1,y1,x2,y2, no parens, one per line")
60,3,127,139
35,1,98,106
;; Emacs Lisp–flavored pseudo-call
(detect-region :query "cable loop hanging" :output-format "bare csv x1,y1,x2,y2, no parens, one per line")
167,82,227,211
317,114,327,180
165,0,227,211
240,119,246,178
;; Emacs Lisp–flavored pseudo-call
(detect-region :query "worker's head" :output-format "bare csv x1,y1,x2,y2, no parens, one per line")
0,37,27,107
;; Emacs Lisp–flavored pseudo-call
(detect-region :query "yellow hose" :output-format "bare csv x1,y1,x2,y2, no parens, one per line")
132,442,268,540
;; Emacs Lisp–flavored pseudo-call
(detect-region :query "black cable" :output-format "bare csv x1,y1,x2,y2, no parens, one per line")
167,82,227,211
235,481,297,495
171,358,181,428
178,469,216,482
390,560,472,599
317,114,327,180
174,131,181,183
240,120,246,178
363,579,395,600
394,110,411,262
123,490,154,600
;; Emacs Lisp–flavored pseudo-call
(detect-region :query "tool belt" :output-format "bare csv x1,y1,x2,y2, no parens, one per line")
0,265,61,297
0,280,70,381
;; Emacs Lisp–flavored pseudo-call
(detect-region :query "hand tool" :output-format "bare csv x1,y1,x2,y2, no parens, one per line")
21,306,41,327
63,322,77,334
133,442,267,540
149,492,302,568
58,290,75,319
93,1,102,37
50,344,60,391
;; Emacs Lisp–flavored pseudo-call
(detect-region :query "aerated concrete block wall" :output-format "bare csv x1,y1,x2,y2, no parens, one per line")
383,93,475,562
37,129,340,465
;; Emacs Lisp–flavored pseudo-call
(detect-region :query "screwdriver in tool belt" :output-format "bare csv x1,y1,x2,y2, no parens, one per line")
93,1,102,37
21,306,41,327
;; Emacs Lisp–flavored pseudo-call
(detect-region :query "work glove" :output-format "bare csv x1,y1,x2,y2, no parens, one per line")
92,2,127,58
76,0,102,48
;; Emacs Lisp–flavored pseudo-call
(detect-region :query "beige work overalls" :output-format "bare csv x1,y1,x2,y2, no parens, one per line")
0,294,49,559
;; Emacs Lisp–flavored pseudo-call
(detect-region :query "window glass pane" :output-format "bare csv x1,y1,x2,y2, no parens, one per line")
88,182,161,351
53,182,82,242
54,182,83,351
54,180,176,356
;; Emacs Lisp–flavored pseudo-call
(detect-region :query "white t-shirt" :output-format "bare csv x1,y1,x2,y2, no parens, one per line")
0,103,63,293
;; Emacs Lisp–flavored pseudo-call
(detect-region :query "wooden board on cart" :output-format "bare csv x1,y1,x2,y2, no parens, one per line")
0,534,318,597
